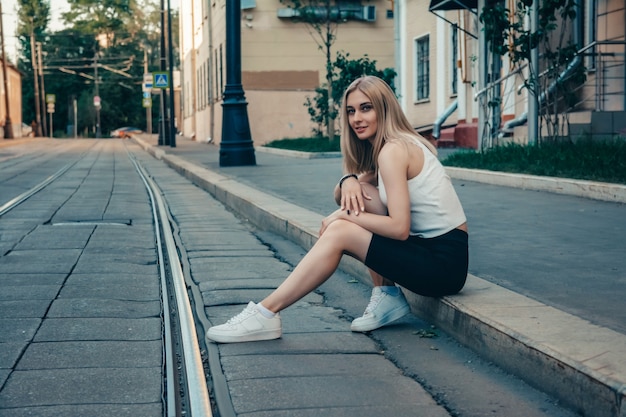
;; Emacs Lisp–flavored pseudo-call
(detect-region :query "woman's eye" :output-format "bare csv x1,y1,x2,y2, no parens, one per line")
361,105,372,112
347,108,355,115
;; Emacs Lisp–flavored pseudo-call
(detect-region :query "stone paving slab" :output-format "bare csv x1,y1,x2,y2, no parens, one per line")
71,261,157,275
215,332,382,357
0,274,66,286
221,353,397,380
64,273,157,286
76,252,157,265
0,368,162,407
0,285,60,300
0,342,26,368
0,300,51,318
0,403,163,417
186,248,274,258
33,317,161,342
16,341,162,369
47,299,160,318
58,283,160,301
237,405,449,417
0,319,40,342
228,375,444,414
0,250,81,274
199,277,285,291
12,225,93,250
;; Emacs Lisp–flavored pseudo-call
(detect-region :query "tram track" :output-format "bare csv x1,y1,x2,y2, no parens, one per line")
0,139,213,416
130,151,213,417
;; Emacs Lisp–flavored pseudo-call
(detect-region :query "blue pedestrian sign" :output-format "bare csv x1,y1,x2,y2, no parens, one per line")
153,71,169,89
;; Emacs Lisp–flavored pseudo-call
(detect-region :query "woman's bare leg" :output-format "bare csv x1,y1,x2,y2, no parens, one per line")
260,219,373,313
359,183,395,287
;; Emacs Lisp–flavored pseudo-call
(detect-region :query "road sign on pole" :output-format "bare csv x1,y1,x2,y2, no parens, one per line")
153,71,169,89
143,73,153,92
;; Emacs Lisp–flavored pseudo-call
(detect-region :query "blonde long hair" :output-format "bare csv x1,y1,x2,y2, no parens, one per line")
340,76,437,175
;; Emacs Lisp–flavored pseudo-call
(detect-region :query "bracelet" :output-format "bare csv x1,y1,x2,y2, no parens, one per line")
339,174,359,188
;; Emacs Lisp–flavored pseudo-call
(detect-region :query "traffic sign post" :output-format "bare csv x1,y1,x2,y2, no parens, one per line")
152,71,169,89
46,102,54,139
143,73,153,92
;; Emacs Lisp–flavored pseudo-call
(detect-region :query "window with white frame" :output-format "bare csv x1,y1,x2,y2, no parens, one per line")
416,35,430,101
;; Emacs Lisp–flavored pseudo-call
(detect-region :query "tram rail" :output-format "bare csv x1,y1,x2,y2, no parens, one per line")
131,152,213,417
0,139,213,416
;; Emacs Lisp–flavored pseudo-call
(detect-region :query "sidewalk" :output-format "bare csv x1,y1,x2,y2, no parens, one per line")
135,134,626,417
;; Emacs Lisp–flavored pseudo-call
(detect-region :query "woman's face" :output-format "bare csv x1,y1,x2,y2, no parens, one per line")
346,89,377,143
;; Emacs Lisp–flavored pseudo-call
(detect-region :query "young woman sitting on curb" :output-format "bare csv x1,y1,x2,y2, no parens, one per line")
206,75,469,343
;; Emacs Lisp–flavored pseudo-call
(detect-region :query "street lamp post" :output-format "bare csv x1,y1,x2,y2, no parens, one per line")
167,0,176,147
219,0,255,166
158,0,169,146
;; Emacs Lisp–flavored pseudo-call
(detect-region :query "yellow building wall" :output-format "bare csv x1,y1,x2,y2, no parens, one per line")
180,0,396,145
0,61,23,137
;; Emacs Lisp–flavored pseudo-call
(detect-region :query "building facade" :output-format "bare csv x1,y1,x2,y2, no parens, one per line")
0,59,24,138
179,0,395,145
401,0,625,149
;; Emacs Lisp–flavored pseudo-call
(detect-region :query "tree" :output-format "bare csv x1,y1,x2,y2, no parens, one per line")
305,51,396,137
16,0,51,132
279,0,344,141
480,0,584,145
14,0,178,137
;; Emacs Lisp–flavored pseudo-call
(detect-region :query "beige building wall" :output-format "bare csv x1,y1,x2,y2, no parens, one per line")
180,0,395,145
0,61,23,137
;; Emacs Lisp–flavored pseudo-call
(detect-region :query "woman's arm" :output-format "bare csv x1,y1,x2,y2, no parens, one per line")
333,171,376,208
326,144,412,240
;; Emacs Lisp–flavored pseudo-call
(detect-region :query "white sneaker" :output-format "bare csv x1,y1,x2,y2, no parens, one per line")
351,287,410,332
206,302,282,343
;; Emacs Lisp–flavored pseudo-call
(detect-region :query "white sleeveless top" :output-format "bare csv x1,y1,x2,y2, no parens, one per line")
378,140,467,238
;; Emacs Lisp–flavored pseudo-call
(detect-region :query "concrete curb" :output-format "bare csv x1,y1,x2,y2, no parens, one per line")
255,146,342,159
447,167,626,204
135,137,625,417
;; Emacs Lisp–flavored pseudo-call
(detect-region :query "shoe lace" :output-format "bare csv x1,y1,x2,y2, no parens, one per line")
226,305,256,325
364,292,384,315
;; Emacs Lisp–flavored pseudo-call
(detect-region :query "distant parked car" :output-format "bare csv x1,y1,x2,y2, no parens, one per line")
111,127,142,138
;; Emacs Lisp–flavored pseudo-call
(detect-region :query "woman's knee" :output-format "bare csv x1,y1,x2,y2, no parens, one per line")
322,219,372,256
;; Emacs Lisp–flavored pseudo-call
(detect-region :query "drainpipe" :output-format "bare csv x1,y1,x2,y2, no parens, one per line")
432,99,458,139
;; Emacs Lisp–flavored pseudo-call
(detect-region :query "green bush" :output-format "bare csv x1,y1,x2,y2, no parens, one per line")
442,140,626,184
264,137,626,184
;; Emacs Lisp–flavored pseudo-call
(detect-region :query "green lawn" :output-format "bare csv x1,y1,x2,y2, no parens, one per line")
264,137,626,185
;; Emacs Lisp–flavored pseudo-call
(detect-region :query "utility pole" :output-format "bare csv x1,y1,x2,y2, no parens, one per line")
37,42,47,137
94,48,101,138
29,20,42,137
0,3,13,138
143,49,152,134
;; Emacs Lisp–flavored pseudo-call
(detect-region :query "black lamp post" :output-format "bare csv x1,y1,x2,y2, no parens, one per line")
158,0,168,146
167,0,176,147
219,0,256,166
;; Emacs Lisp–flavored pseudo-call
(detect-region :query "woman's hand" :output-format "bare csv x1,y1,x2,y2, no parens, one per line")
340,178,371,215
319,209,345,236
